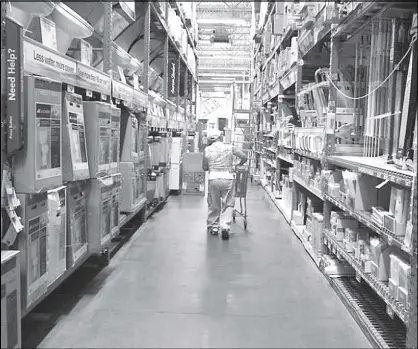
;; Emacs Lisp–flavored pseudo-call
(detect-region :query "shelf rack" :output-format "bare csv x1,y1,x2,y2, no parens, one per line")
1,0,199,323
253,2,417,347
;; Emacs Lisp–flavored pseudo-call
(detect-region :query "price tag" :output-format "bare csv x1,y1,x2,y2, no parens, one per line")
67,85,75,93
355,271,361,283
386,305,395,319
86,90,93,97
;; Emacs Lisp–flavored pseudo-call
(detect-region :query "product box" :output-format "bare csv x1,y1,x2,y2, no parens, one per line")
119,162,144,213
83,101,112,178
170,137,183,164
120,109,140,163
14,76,62,193
62,92,89,182
16,192,49,311
110,173,122,238
169,163,182,191
293,211,304,225
87,175,115,253
398,260,411,291
354,175,379,212
182,152,205,196
110,105,121,173
47,186,67,286
1,251,22,349
398,286,408,307
388,278,399,300
66,181,89,268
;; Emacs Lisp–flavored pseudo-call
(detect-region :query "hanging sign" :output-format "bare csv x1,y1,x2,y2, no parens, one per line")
168,58,177,98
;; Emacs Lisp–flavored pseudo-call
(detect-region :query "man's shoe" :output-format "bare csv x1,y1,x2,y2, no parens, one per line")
209,227,219,236
221,229,229,240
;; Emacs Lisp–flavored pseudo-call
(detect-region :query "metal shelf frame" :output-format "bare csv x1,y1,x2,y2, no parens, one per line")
253,2,417,347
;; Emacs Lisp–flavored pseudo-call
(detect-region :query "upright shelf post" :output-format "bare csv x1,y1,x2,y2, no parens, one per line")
103,2,113,75
143,1,151,94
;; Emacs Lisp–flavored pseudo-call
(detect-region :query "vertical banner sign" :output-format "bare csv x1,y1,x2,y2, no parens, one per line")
168,58,177,98
6,18,24,155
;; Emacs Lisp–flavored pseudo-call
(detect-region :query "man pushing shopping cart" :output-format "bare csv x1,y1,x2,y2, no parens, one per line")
202,129,248,240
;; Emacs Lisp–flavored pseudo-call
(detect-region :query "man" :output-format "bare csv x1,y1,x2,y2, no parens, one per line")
202,129,248,240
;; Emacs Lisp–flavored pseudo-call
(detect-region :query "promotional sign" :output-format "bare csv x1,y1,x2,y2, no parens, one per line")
168,58,177,98
5,18,24,155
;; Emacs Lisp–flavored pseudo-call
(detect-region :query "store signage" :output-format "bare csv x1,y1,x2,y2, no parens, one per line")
112,80,134,103
5,18,24,155
168,58,177,98
23,38,77,86
76,62,111,95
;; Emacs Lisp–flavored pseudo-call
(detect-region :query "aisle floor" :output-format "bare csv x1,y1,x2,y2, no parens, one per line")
29,185,372,348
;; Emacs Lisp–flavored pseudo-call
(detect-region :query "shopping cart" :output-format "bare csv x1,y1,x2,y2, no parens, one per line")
232,166,249,230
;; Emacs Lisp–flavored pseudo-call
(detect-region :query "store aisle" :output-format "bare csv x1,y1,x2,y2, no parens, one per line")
30,185,371,348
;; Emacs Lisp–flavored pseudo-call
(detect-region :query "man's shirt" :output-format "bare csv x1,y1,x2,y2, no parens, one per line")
204,142,246,180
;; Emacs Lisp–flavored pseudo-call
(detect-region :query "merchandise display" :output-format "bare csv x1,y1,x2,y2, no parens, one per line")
1,251,22,349
14,76,62,193
1,0,196,325
66,181,89,268
83,101,112,179
46,186,67,286
62,92,89,181
253,2,417,347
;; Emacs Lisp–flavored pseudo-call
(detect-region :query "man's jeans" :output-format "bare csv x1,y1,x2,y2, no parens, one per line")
207,178,235,231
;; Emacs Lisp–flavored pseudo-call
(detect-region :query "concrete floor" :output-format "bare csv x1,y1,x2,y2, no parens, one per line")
29,184,372,348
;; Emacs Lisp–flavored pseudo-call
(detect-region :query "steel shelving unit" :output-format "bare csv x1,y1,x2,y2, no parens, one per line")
0,1,199,325
252,2,417,348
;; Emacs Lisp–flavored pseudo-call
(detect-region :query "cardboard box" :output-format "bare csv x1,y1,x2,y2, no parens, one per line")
398,286,408,308
110,174,122,238
14,76,63,193
62,92,89,181
120,109,140,163
88,176,115,253
1,251,22,349
16,192,49,311
293,211,304,225
109,105,121,173
47,186,67,286
119,162,144,213
66,181,89,268
388,278,399,300
83,101,112,178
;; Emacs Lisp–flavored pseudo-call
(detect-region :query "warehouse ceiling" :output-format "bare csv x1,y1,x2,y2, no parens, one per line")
196,1,253,96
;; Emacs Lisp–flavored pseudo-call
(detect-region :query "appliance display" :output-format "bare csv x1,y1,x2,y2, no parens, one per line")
83,101,112,178
15,192,49,311
14,76,62,193
111,173,122,238
88,175,116,253
110,105,121,173
47,186,67,286
120,109,140,163
66,181,89,268
119,162,145,212
1,251,22,349
62,92,89,181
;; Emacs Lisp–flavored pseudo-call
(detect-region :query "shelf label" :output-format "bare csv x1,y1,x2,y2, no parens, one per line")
112,80,134,103
133,89,149,108
76,62,111,95
23,39,77,85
